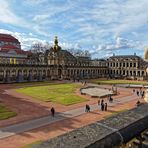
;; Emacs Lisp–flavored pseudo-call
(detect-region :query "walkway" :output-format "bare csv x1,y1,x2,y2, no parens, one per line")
0,91,139,139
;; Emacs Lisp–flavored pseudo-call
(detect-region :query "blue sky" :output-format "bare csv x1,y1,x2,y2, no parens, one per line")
0,0,148,58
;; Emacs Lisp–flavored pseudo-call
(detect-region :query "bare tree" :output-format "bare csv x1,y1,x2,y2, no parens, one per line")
30,41,51,53
67,48,91,58
84,50,91,57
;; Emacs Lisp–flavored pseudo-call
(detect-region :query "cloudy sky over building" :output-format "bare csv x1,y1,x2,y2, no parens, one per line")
0,0,148,58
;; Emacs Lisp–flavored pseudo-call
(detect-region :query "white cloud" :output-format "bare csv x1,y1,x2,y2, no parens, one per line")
33,14,49,22
0,1,26,26
96,37,138,52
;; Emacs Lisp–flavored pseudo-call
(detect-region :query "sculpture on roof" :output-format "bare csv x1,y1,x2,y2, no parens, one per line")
53,36,61,52
144,47,148,61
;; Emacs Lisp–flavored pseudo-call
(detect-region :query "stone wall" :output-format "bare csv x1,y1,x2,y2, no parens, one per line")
32,104,148,148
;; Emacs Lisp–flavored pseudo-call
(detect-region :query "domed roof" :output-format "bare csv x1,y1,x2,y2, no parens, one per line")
0,33,19,43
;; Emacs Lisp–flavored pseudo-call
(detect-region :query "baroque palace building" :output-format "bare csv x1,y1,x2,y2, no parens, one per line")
0,33,147,83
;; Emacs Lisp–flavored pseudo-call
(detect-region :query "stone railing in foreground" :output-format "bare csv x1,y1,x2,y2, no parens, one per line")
32,104,148,148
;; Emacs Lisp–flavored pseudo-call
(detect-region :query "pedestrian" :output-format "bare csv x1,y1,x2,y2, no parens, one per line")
87,104,90,112
85,104,90,112
141,91,145,99
101,99,104,104
104,103,107,111
109,96,113,102
101,102,104,111
143,91,145,96
133,89,135,93
136,100,140,106
136,90,139,96
85,104,88,112
101,100,104,111
51,107,55,117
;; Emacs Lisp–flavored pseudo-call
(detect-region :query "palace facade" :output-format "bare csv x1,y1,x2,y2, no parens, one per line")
0,33,147,83
107,54,147,80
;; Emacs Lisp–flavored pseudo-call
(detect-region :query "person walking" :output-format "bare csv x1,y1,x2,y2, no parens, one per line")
85,104,88,112
101,101,104,111
136,100,140,106
101,99,104,104
109,96,113,102
51,107,55,117
136,90,139,96
104,103,107,111
85,104,90,112
101,102,104,111
87,104,90,112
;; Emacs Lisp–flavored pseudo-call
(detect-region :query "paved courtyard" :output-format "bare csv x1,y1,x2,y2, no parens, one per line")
0,82,146,148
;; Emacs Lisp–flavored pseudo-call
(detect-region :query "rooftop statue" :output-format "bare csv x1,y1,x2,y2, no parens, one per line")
53,36,61,52
144,47,148,61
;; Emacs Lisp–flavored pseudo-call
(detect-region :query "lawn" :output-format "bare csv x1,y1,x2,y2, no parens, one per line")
0,104,17,120
91,79,148,85
16,83,87,105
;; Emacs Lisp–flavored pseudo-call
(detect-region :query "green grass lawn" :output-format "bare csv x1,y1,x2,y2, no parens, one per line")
16,83,87,105
0,104,17,120
91,79,148,85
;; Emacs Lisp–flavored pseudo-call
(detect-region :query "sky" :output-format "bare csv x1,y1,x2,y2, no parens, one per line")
0,0,148,59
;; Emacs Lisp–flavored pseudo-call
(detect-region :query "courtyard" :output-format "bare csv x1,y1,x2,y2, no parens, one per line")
0,80,146,148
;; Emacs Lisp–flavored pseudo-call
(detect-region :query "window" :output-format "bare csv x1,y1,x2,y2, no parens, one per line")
116,63,118,67
127,63,129,67
123,63,125,67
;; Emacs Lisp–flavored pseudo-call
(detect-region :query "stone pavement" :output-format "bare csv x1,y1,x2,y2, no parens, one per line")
0,90,139,139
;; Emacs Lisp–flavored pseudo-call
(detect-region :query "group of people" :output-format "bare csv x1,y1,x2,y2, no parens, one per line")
98,99,108,111
133,88,145,107
85,99,108,113
133,89,145,98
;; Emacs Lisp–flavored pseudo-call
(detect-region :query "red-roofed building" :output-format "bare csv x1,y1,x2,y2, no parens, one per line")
0,33,21,49
0,33,32,64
